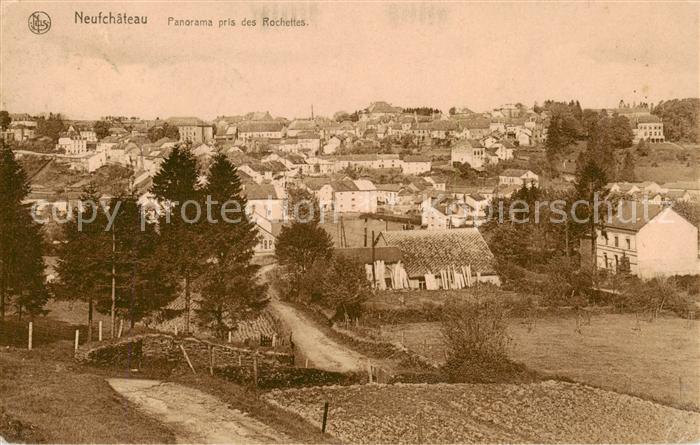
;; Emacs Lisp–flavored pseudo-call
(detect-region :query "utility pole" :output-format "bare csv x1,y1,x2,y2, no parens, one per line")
110,228,116,338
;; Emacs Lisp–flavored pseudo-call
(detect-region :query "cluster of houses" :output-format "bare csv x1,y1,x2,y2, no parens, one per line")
7,100,696,285
606,180,700,203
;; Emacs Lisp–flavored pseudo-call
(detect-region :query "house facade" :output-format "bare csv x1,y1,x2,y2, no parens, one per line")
596,203,699,278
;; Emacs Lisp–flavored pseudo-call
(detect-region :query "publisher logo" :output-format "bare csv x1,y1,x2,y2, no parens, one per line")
28,11,51,34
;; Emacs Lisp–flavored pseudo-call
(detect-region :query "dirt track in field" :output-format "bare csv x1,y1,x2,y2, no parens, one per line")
108,378,285,444
260,264,367,373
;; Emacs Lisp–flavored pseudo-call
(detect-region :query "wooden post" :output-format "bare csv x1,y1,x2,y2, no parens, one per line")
98,321,103,342
74,329,80,352
117,319,123,338
272,334,277,347
179,344,196,374
417,410,424,444
209,346,214,376
321,401,329,433
253,355,259,390
305,357,309,368
367,360,373,383
174,325,178,336
27,322,33,351
228,331,232,343
238,354,242,366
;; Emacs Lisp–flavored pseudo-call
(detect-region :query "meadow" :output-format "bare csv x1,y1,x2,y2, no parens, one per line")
379,313,700,410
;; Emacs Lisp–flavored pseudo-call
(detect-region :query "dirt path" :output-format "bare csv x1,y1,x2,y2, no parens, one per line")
269,299,367,373
108,379,285,444
259,264,367,373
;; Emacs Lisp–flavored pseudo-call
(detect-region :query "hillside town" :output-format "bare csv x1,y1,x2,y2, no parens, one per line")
2,1,700,443
3,100,698,280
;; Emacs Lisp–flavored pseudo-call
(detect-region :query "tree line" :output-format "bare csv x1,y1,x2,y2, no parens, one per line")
0,141,264,341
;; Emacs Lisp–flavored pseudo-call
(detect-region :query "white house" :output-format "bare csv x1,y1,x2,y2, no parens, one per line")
331,179,378,214
57,136,88,154
451,140,485,170
596,202,699,278
244,183,286,222
498,169,539,187
402,155,432,175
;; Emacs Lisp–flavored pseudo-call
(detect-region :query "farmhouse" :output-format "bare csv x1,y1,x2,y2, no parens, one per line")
378,228,500,289
595,202,699,279
334,247,407,290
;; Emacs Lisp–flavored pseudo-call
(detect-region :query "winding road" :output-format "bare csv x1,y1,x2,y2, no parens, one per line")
260,264,368,373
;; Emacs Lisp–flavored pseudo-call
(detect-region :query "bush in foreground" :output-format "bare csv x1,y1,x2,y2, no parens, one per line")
441,298,538,383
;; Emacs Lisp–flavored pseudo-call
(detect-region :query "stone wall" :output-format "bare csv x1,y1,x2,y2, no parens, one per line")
75,333,294,371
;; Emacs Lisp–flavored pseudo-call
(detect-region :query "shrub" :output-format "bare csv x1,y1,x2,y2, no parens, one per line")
616,277,692,318
441,298,512,382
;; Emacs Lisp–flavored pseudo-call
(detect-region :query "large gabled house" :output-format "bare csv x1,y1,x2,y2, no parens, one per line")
595,202,699,278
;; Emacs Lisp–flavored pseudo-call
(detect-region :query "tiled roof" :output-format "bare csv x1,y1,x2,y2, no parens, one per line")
500,169,530,177
334,247,403,264
380,228,497,277
603,201,664,231
238,121,285,133
330,180,359,192
403,155,431,163
244,183,282,200
167,117,207,126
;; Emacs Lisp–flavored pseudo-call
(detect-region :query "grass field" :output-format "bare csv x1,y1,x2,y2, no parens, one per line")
380,313,700,410
0,344,176,443
0,302,332,444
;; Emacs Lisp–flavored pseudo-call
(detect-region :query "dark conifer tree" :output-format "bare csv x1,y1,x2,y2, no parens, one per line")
0,142,48,321
151,144,203,334
54,187,111,340
197,154,266,336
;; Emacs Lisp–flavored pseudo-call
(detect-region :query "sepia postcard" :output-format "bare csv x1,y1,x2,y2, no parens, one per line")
0,1,699,444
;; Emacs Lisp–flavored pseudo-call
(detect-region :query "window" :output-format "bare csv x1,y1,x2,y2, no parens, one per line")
614,236,619,247
603,252,609,268
626,237,631,250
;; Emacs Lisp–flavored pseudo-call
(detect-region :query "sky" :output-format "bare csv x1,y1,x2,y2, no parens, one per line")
1,1,698,120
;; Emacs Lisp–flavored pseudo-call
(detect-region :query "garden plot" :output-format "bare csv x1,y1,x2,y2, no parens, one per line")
264,381,700,444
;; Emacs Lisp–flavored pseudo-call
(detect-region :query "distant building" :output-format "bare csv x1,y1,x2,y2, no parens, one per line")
167,117,214,144
629,115,665,144
498,169,539,187
402,155,432,175
237,121,285,141
451,140,486,170
330,179,378,214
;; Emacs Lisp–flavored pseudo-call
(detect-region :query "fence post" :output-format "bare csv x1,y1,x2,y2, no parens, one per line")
74,329,80,352
98,321,103,342
228,331,232,343
253,355,259,391
179,344,196,374
417,410,424,444
209,346,214,376
321,401,329,433
272,334,277,347
28,322,33,351
117,319,123,338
